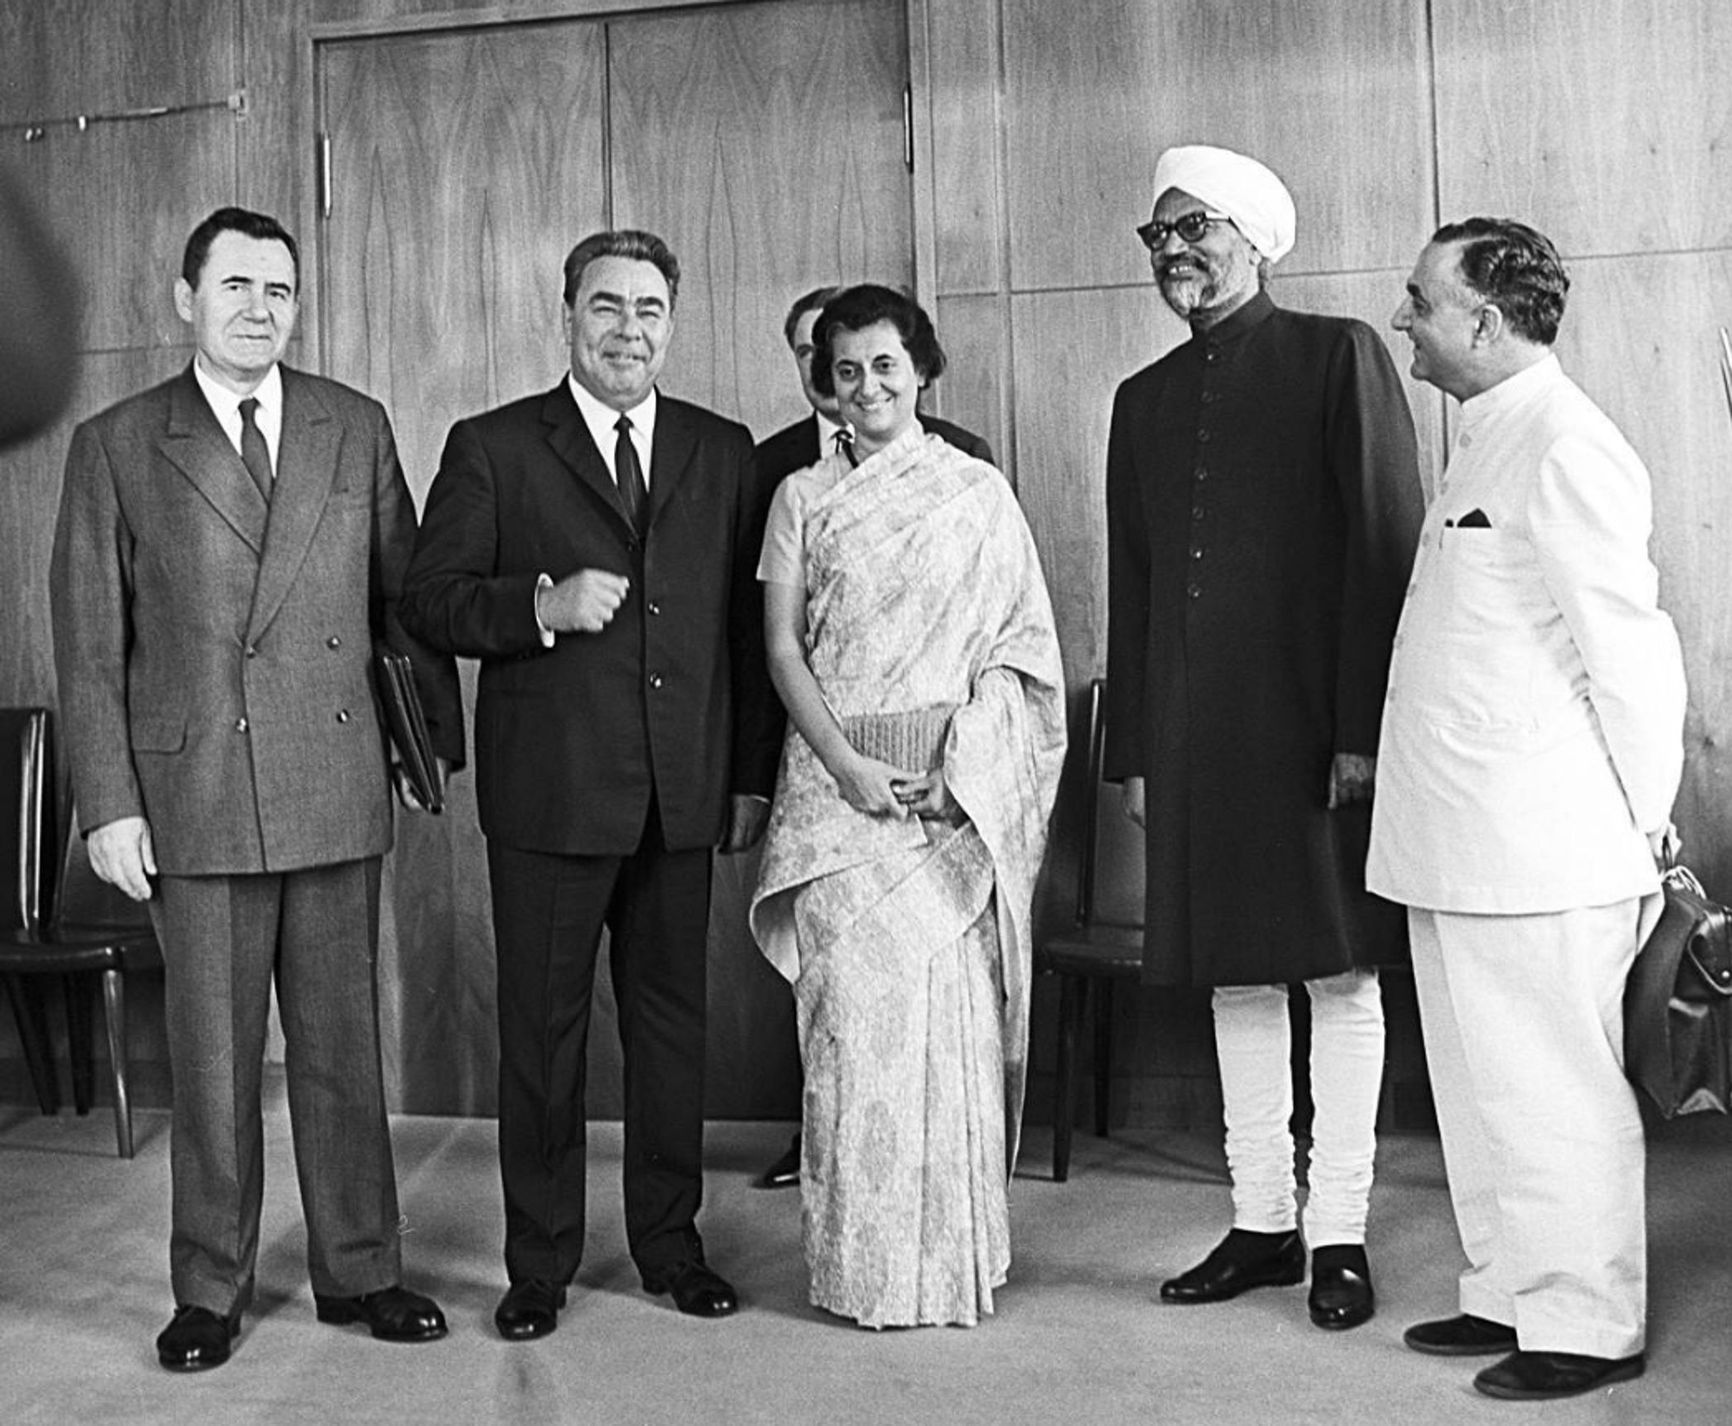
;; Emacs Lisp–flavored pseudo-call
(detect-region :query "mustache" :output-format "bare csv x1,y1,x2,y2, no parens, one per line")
1157,256,1211,282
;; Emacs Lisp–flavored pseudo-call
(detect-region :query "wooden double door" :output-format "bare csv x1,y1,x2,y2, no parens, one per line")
314,0,913,1116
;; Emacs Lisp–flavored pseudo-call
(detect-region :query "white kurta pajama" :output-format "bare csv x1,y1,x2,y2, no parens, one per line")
1368,354,1686,1358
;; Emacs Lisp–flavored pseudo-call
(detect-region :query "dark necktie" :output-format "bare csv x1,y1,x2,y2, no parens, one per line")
238,397,273,499
615,413,647,534
833,427,857,466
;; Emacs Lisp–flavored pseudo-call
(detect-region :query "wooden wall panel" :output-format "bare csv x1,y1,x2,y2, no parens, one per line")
1434,0,1732,255
1000,0,1433,292
0,1,238,353
608,0,912,437
318,22,607,496
931,291,1010,477
922,0,1003,295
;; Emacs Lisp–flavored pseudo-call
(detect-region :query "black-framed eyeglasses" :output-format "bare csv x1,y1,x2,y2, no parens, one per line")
1136,210,1232,250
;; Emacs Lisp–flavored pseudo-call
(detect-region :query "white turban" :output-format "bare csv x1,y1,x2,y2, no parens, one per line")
1151,145,1296,264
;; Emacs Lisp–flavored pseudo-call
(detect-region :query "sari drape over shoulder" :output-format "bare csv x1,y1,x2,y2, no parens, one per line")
751,426,1065,1328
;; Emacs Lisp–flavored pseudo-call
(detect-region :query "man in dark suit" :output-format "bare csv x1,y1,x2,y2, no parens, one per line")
751,284,995,1190
50,207,462,1372
399,229,781,1338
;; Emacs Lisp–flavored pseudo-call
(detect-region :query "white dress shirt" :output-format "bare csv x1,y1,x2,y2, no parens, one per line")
535,380,658,645
192,359,284,474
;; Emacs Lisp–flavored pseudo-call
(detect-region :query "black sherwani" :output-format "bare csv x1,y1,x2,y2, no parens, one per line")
1104,292,1423,986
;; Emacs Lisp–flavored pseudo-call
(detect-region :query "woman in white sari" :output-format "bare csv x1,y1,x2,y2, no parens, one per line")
750,285,1065,1328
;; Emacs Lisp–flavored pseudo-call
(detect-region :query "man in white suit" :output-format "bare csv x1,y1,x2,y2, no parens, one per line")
1368,217,1685,1402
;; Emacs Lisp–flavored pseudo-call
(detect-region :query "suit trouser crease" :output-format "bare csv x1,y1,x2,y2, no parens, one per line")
1408,902,1646,1358
490,817,711,1286
1212,968,1385,1245
155,861,401,1315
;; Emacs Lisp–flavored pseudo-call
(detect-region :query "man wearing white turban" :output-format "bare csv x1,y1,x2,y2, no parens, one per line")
1105,145,1423,1331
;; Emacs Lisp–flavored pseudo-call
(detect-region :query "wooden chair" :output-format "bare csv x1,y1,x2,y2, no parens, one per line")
1035,679,1146,1181
0,707,163,1157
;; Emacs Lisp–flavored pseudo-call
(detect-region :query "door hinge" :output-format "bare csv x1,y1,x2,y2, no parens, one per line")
902,83,913,174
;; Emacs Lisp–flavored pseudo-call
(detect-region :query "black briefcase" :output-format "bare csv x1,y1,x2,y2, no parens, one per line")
1624,865,1732,1117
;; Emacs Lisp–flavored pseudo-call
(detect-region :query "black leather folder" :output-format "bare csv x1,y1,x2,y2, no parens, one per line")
373,650,444,813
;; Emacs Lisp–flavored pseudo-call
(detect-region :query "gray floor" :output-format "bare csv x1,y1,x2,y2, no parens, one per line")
1,1096,1726,1425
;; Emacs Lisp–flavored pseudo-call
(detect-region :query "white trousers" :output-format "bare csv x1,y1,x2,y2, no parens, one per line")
1211,969,1385,1246
1409,903,1647,1358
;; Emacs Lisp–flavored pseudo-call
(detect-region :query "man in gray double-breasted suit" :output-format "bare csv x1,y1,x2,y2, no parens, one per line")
50,207,462,1372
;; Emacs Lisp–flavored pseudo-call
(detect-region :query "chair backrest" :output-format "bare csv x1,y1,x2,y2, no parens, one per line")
1074,678,1146,929
0,708,55,935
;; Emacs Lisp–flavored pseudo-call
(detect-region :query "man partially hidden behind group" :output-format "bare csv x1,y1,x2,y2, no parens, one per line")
1371,218,1685,1402
50,207,462,1371
400,229,781,1339
750,283,996,1192
1105,146,1423,1330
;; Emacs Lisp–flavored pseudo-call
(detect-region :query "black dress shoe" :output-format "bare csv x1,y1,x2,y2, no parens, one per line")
1160,1229,1306,1304
1474,1350,1645,1400
756,1132,801,1189
1308,1245,1375,1330
643,1260,739,1317
314,1284,448,1342
1402,1312,1519,1357
495,1279,567,1340
156,1304,240,1372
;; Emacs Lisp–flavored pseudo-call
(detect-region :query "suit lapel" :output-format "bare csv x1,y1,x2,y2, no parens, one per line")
156,368,268,553
645,394,698,530
542,383,638,533
800,416,821,468
247,369,341,640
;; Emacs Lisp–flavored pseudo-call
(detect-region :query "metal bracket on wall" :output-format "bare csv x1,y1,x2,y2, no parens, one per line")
4,89,248,143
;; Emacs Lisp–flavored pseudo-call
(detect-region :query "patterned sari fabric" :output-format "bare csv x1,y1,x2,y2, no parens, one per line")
751,427,1065,1328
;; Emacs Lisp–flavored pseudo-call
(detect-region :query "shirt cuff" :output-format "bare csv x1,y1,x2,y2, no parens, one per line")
534,572,556,647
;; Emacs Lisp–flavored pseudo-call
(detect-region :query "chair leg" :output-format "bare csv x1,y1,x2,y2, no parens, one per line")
1053,975,1084,1182
63,972,97,1115
100,969,134,1159
1093,980,1115,1138
3,974,61,1114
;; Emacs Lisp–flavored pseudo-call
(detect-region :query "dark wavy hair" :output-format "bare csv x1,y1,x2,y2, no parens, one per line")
182,207,299,289
811,283,946,397
562,230,681,308
1431,217,1569,346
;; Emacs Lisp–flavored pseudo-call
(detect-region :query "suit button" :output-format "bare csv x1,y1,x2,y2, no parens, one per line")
336,709,351,724
647,601,661,617
648,673,664,689
1197,428,1210,443
245,646,257,659
327,636,341,649
1187,584,1202,599
235,717,249,733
